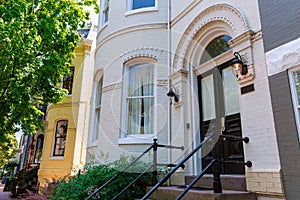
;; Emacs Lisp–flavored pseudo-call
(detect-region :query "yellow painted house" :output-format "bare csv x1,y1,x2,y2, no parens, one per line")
38,23,97,186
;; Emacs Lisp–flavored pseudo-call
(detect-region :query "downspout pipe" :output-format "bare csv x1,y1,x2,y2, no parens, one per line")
167,0,172,165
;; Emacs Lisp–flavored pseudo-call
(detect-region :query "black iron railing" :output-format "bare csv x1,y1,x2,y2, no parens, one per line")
86,134,251,200
176,159,217,200
85,139,184,200
141,134,252,200
141,136,212,200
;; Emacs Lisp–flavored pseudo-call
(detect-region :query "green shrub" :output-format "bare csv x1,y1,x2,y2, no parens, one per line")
51,156,158,200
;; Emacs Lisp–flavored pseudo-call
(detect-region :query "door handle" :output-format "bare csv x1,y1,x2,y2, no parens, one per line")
221,117,225,133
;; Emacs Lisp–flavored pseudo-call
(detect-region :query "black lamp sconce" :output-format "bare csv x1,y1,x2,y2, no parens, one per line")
167,86,179,103
231,52,248,78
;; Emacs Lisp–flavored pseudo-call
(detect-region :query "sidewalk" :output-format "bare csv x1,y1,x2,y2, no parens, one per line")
0,183,14,200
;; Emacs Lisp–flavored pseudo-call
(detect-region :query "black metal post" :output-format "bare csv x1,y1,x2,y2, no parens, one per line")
213,161,222,193
153,139,158,185
212,138,222,193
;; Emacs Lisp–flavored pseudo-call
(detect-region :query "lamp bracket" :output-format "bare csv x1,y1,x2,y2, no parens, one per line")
234,52,248,64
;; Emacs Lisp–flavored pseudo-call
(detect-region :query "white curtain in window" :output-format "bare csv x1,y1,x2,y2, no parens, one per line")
127,64,153,135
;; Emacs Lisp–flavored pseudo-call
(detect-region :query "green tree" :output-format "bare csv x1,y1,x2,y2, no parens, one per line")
0,137,17,170
0,0,98,158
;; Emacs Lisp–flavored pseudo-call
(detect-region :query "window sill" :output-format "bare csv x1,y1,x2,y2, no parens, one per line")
125,7,158,17
87,140,98,148
119,135,155,145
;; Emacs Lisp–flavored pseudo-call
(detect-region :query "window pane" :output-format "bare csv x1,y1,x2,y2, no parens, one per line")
201,75,216,121
62,67,75,95
34,135,44,164
93,109,100,140
223,67,240,115
53,120,68,156
103,8,109,23
101,0,109,25
127,97,154,135
293,71,300,104
200,35,232,64
132,0,155,10
96,79,103,106
128,64,153,97
93,78,103,141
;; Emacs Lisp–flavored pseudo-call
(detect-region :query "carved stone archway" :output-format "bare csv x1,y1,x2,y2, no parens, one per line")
173,3,250,70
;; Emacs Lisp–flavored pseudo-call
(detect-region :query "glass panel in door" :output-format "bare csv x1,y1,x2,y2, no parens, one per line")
201,74,216,121
222,67,239,116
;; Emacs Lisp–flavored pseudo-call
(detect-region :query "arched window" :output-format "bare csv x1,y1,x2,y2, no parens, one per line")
200,35,232,64
34,135,44,164
122,62,154,137
53,120,68,156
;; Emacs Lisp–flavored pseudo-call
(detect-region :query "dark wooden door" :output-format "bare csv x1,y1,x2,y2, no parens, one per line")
198,61,245,174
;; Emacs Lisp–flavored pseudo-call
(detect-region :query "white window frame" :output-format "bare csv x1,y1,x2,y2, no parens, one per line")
88,73,103,147
126,0,158,16
93,78,103,142
119,61,157,144
288,67,300,141
99,0,109,27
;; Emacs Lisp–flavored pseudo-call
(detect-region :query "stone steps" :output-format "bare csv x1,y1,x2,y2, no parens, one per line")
185,174,247,191
142,175,257,200
146,186,257,200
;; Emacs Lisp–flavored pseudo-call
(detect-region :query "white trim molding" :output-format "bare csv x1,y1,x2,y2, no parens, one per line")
119,46,164,63
266,37,300,76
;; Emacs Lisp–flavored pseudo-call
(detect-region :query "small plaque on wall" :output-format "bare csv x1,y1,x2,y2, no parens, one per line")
241,84,255,94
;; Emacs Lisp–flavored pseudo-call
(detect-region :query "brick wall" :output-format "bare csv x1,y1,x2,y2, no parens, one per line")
258,0,300,52
269,71,300,200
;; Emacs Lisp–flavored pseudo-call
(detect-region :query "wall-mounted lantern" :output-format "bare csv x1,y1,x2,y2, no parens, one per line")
167,86,179,103
231,52,248,78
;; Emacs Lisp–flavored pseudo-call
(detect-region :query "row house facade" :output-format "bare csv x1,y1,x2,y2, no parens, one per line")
37,20,98,186
86,0,300,200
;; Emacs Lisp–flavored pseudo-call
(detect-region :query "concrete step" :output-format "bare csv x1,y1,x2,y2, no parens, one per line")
185,174,246,191
147,186,257,200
